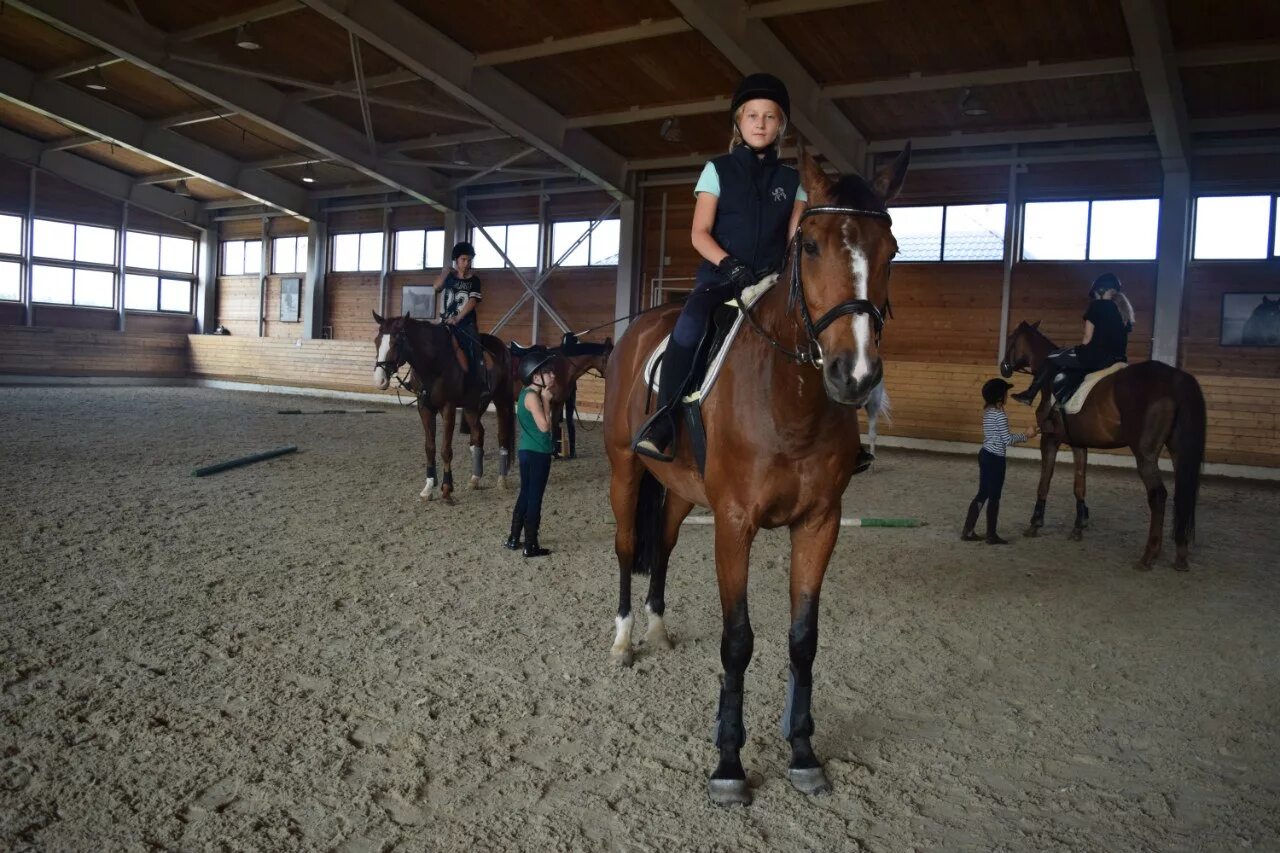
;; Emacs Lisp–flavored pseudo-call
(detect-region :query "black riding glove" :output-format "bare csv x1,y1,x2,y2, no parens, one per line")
716,255,756,294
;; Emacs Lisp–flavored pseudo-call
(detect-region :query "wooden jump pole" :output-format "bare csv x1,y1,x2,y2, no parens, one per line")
680,516,925,528
192,445,298,477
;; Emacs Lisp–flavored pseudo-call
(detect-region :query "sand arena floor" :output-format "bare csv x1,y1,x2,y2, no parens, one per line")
1,386,1278,851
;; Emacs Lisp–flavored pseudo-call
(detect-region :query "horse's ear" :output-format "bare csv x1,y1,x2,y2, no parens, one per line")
872,141,911,204
372,310,384,324
1032,319,1041,329
798,142,833,207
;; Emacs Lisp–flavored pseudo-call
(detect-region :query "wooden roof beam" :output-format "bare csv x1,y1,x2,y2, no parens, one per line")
1120,0,1191,170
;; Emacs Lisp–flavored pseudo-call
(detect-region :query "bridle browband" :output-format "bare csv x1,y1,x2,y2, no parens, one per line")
736,204,894,368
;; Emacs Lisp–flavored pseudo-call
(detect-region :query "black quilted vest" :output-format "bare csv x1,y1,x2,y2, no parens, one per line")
696,144,801,286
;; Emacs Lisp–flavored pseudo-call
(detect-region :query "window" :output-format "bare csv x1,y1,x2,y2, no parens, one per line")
393,229,446,271
222,239,262,276
888,204,1006,262
1022,198,1159,261
471,223,539,268
1193,195,1273,260
0,213,19,302
124,230,196,313
272,236,308,274
0,213,21,256
332,231,384,272
551,219,621,266
30,219,118,307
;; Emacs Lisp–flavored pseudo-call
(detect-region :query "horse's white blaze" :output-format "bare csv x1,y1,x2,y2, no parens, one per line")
374,334,392,388
842,225,874,382
610,613,634,657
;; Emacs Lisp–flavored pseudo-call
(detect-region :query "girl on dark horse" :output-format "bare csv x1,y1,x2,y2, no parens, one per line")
1012,272,1135,407
632,73,809,461
436,241,486,389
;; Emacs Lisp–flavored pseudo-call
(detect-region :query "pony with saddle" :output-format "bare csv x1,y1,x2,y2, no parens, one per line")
1001,321,1206,570
508,333,612,458
604,146,910,806
372,311,515,502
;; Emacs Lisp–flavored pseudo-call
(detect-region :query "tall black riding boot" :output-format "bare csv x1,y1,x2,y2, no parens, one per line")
961,500,983,541
522,518,551,558
985,499,1008,545
1012,366,1052,406
504,512,523,550
633,339,697,461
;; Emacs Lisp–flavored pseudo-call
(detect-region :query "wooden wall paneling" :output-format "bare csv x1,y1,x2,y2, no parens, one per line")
215,275,260,337
328,209,384,233
1018,159,1163,200
640,184,698,308
124,312,196,334
30,305,117,329
0,325,187,377
881,262,1006,364
218,219,264,240
0,302,27,326
1009,262,1156,362
0,160,30,213
33,172,121,226
127,206,200,238
1180,261,1280,379
392,206,446,230
325,273,381,341
187,335,397,397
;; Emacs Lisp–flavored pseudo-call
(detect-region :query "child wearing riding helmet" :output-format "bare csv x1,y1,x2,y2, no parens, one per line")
505,350,558,558
436,241,483,383
633,73,808,461
1013,272,1135,406
964,379,1038,544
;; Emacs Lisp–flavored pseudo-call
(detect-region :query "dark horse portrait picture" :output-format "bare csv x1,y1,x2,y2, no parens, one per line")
1221,293,1280,347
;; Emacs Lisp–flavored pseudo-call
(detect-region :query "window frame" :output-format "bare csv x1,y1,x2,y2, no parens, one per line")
1189,192,1280,262
123,229,198,315
469,222,541,270
271,235,308,275
0,212,22,303
1019,197,1161,263
29,217,119,309
392,228,446,271
549,218,623,268
888,202,1009,263
330,230,386,273
220,238,263,277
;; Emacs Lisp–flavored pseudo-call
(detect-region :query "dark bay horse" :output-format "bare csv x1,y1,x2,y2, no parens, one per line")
1001,321,1206,570
373,312,515,502
604,146,911,806
509,336,612,457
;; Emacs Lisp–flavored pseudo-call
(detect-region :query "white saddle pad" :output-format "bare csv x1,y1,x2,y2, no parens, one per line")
643,275,778,403
1062,362,1126,415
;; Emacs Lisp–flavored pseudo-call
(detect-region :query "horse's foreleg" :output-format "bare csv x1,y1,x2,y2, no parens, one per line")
551,403,564,458
440,402,457,504
566,383,578,459
709,514,757,807
466,409,485,489
644,493,693,652
1070,447,1089,541
1134,451,1167,570
783,511,840,797
1026,439,1058,537
496,384,513,490
418,406,438,501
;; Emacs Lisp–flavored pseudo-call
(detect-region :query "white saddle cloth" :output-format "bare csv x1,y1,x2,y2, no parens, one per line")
1062,362,1126,415
643,275,778,403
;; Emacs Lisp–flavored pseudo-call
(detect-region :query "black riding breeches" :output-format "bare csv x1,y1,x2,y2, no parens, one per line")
513,450,552,525
973,449,1007,504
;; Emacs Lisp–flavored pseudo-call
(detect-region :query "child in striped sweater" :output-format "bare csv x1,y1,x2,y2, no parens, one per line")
963,379,1039,544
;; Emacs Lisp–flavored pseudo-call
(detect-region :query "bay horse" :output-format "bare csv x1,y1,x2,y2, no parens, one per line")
604,146,911,806
508,336,612,458
372,312,515,502
1000,321,1206,570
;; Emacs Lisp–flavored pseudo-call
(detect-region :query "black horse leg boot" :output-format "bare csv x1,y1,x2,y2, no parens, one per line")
633,339,696,461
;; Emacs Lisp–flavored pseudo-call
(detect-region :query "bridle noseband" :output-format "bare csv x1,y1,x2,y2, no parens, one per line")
738,204,894,368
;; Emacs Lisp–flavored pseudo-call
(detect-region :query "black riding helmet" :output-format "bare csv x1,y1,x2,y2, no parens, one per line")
451,241,475,261
518,350,555,386
1089,272,1122,296
982,378,1014,406
731,73,790,120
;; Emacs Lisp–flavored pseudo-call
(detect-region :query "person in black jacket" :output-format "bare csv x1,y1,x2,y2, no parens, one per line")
1013,273,1135,406
633,73,807,462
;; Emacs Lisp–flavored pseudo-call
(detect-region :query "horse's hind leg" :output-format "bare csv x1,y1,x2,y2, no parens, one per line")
1026,439,1058,537
1134,451,1166,570
440,402,457,504
1070,447,1089,541
465,408,485,489
608,461,642,666
418,406,439,501
783,511,840,797
644,493,693,651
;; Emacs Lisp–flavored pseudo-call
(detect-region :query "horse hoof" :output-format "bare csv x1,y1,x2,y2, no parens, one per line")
1069,528,1083,541
1133,559,1155,572
496,476,508,491
789,766,832,796
644,628,673,651
420,490,435,502
1174,558,1190,572
1024,527,1040,538
468,476,480,490
609,647,634,668
708,778,751,807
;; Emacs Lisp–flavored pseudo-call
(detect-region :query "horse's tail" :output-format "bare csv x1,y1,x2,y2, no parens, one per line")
1171,371,1207,544
631,470,666,576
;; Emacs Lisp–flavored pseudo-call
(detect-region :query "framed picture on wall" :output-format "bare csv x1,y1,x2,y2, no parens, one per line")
279,276,301,322
1221,292,1280,346
402,285,436,319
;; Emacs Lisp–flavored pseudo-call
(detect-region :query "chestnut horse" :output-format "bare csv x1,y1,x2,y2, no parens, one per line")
373,312,515,502
604,146,910,806
1001,321,1206,570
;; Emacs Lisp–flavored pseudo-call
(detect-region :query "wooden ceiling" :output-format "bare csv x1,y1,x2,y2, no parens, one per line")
0,0,1274,219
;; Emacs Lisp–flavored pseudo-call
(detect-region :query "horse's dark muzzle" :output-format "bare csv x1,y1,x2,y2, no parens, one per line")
823,355,882,407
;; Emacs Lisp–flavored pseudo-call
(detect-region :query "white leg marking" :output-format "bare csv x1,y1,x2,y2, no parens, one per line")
644,603,673,650
842,225,874,382
420,476,436,500
610,613,635,665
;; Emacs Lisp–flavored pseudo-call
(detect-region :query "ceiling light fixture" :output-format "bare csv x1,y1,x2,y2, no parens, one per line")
234,24,262,50
959,88,989,117
450,143,470,166
174,179,192,197
85,66,109,92
301,163,317,184
659,116,684,143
